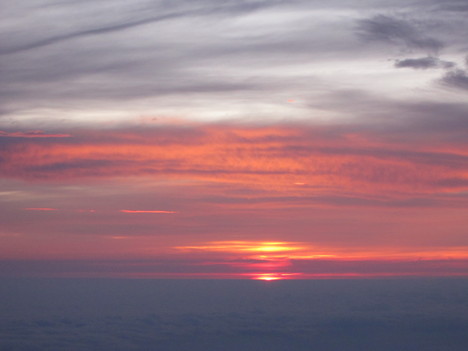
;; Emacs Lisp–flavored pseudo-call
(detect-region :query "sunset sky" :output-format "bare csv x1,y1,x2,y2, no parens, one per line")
1,0,467,279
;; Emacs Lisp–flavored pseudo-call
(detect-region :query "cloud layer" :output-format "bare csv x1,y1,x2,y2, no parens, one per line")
1,0,467,278
1,0,468,125
1,279,468,351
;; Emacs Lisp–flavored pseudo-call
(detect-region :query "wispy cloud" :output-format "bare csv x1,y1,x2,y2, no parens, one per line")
0,131,71,138
0,0,282,55
394,56,455,69
120,210,177,214
1,124,466,202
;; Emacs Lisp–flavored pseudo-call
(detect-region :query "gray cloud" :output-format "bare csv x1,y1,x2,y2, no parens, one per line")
0,12,192,56
2,0,467,126
440,69,468,91
432,0,468,12
356,15,444,53
202,193,460,209
1,0,318,120
394,56,455,69
311,89,468,144
0,0,285,56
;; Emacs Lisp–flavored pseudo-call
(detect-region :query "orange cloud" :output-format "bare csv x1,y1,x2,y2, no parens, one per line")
176,241,305,253
2,124,466,278
1,124,466,200
175,240,468,261
120,210,177,214
171,240,468,279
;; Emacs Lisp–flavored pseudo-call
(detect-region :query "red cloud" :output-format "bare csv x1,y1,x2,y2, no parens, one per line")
24,208,58,211
1,123,467,207
120,210,177,214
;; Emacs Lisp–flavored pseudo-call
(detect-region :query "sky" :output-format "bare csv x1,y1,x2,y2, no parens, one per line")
1,0,468,279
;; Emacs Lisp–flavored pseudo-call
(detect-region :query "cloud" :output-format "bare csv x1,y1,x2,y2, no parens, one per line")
436,178,468,188
440,69,468,91
120,210,177,214
311,89,468,143
171,240,468,279
1,1,467,279
0,130,71,138
1,0,299,121
0,0,283,56
1,122,465,265
432,0,468,12
0,12,188,56
1,123,467,199
1,0,466,127
394,56,455,69
356,15,444,53
2,254,468,279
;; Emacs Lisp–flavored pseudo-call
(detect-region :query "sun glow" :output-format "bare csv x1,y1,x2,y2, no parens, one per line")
171,241,468,280
253,273,301,281
255,275,282,281
175,241,311,280
175,241,307,253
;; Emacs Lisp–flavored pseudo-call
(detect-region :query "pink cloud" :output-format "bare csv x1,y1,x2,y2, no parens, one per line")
120,210,177,214
24,208,58,211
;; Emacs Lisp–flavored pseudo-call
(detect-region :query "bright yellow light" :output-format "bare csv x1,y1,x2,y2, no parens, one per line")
254,274,283,281
175,241,304,253
248,245,290,252
257,276,281,281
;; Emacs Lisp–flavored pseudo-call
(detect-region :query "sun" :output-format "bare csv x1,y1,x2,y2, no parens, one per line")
253,274,283,281
257,276,281,281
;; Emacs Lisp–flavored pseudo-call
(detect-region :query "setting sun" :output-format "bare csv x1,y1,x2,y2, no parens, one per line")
175,241,307,254
255,275,282,281
252,273,301,281
245,242,301,253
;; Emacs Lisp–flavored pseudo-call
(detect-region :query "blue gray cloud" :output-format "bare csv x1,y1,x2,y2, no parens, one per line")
394,56,455,69
440,69,468,91
1,0,467,127
356,14,444,53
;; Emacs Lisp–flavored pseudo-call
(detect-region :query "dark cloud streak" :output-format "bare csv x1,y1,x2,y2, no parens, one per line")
0,0,283,55
0,12,187,55
394,56,455,69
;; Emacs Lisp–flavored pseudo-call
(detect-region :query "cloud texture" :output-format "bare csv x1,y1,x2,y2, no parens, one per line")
0,0,467,279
